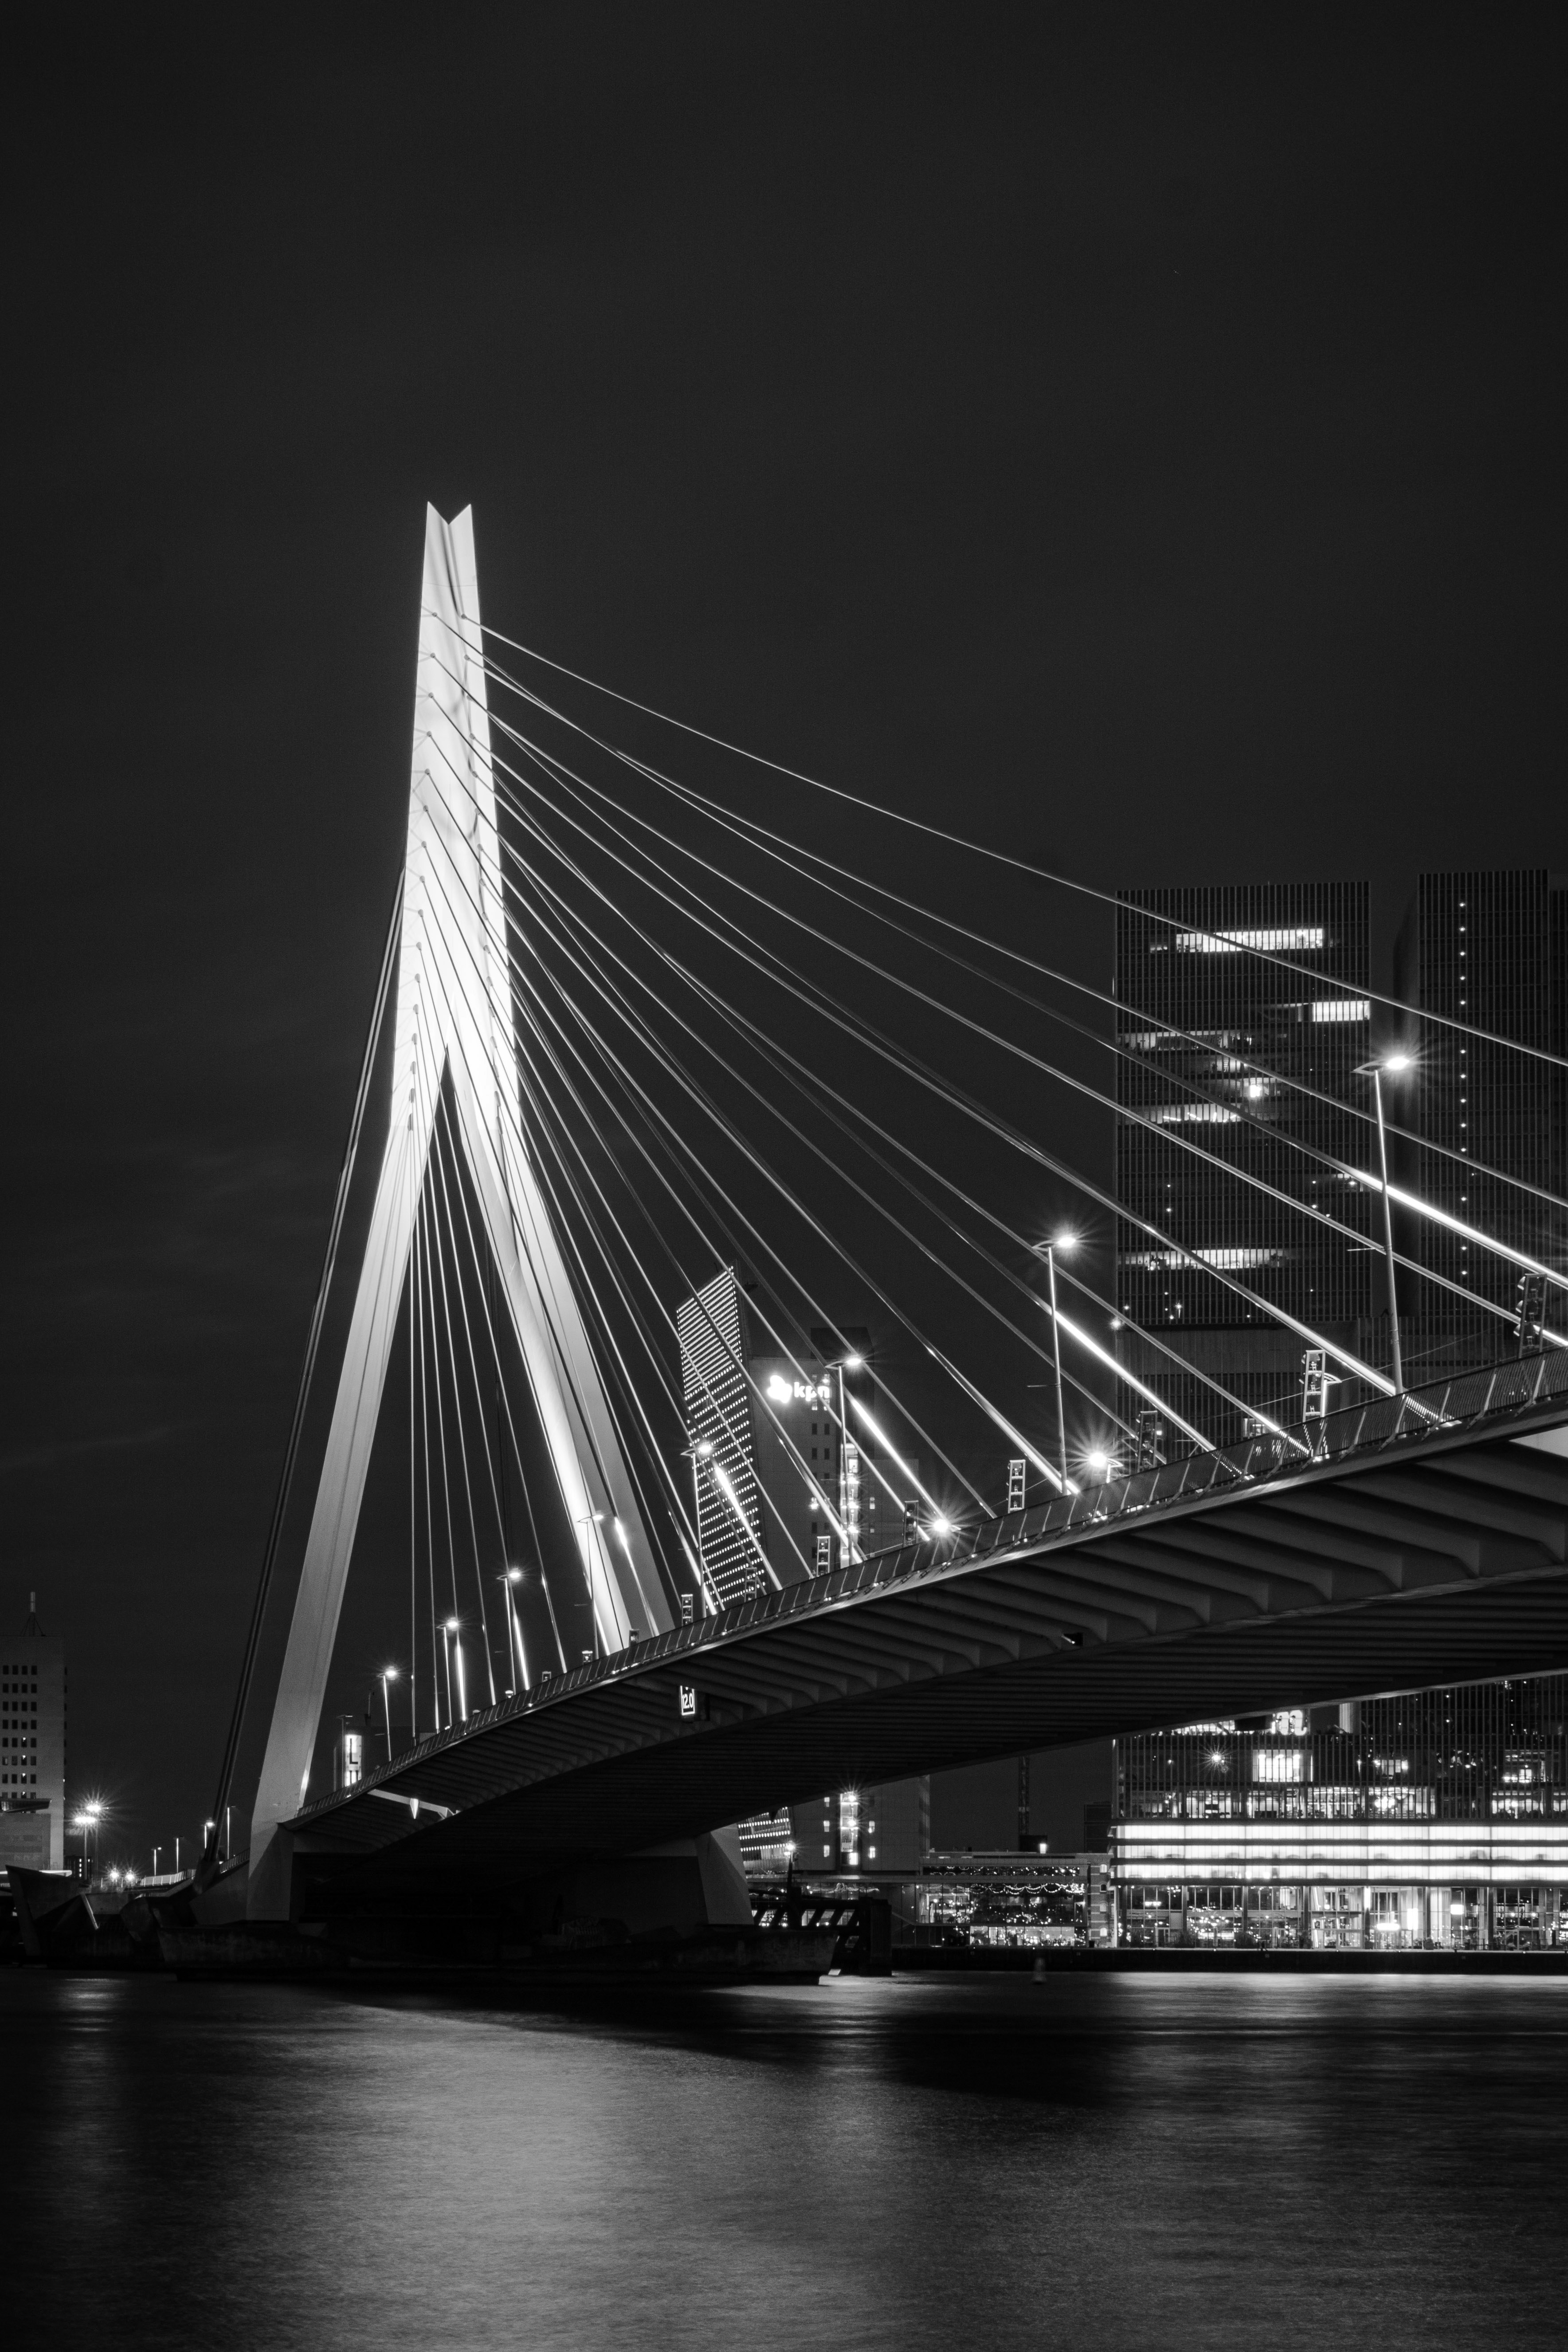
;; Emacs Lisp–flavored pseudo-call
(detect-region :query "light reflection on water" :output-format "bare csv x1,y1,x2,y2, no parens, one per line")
6,1969,1565,2349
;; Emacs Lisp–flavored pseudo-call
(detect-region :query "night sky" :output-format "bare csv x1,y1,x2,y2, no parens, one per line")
9,12,1564,1866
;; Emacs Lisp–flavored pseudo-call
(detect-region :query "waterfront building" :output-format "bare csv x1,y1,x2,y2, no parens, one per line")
1108,1672,1568,1949
919,1850,1114,1949
1393,870,1568,1378
1113,880,1376,1444
0,1594,66,1873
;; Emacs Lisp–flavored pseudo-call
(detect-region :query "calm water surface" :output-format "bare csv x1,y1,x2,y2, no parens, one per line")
4,1968,1564,2349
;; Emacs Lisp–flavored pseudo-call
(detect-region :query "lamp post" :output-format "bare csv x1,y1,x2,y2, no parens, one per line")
499,1569,530,1695
1036,1233,1078,1494
74,1803,102,1886
378,1667,399,1761
680,1444,715,1618
1358,1055,1412,1392
826,1352,864,1568
439,1621,455,1729
445,1618,466,1722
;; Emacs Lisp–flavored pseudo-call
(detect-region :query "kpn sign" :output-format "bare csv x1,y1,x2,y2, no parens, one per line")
765,1374,832,1406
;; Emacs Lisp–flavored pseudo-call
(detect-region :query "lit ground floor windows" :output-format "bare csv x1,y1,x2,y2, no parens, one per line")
1113,1876,1567,1950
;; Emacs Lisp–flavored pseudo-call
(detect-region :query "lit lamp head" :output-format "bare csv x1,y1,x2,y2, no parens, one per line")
506,1568,523,1585
445,1617,459,1635
1084,1448,1112,1479
382,1665,398,1681
1382,1053,1414,1074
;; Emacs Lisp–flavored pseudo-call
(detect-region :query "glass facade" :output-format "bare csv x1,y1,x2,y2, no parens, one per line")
1111,1675,1568,1949
1114,881,1376,1444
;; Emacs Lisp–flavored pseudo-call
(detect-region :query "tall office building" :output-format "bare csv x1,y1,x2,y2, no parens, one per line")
0,1595,66,1872
1114,882,1375,1443
678,1271,914,1607
1394,871,1568,1376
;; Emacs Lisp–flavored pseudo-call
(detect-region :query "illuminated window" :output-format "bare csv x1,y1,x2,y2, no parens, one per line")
1173,926,1325,955
1146,1102,1240,1125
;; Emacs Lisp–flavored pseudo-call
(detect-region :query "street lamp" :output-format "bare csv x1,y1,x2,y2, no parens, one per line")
74,1803,102,1884
1036,1232,1078,1494
499,1569,530,1696
438,1620,454,1728
378,1667,399,1761
824,1352,865,1567
680,1445,716,1620
1357,1054,1412,1392
444,1618,466,1723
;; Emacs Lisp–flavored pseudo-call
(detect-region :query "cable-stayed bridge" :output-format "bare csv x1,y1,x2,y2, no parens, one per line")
197,506,1568,1953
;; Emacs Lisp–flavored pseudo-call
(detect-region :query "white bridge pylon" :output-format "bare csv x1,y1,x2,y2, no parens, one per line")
248,506,670,1917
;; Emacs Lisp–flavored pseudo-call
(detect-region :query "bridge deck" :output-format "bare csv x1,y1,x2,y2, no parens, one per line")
286,1350,1568,1909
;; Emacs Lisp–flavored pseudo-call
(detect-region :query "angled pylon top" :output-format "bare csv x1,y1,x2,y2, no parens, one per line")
247,506,670,1917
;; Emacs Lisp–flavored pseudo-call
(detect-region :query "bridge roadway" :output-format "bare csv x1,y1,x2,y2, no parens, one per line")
286,1351,1568,1917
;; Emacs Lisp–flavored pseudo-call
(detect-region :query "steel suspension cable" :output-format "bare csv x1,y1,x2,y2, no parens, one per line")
470,733,1402,1386
494,1038,726,1581
427,681,1403,1382
468,747,1399,1396
506,833,1162,1465
409,797,981,1522
478,717,1565,1347
486,728,1556,1342
482,678,1568,1227
478,670,1568,1229
507,989,842,1565
474,628,1568,1075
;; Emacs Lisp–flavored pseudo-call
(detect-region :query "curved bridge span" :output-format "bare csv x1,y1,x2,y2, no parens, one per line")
283,1353,1568,1917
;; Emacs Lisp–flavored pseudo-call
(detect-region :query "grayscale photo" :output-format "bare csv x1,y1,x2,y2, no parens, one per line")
6,12,1565,2348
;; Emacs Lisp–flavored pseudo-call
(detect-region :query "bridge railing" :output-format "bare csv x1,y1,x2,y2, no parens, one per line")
949,1343,1568,1568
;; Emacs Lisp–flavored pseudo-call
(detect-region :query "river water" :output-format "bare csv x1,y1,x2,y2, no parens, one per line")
4,1968,1564,2349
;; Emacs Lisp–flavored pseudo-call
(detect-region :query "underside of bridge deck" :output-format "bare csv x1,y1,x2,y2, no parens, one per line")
284,1420,1568,1919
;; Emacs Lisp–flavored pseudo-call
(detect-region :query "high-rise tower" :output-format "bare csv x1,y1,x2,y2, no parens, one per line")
1114,881,1375,1443
0,1595,66,1872
1394,870,1568,1375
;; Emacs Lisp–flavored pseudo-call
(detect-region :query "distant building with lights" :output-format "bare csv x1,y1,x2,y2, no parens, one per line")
1113,879,1376,1446
920,1850,1114,1949
1108,1671,1568,1949
1394,870,1568,1380
0,1595,66,1874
